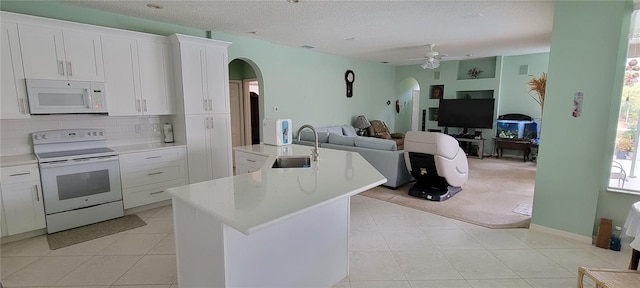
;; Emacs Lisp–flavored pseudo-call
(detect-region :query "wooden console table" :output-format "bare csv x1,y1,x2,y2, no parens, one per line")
494,138,534,162
456,138,485,159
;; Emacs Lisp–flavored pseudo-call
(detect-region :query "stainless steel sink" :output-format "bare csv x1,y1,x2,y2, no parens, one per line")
272,156,311,168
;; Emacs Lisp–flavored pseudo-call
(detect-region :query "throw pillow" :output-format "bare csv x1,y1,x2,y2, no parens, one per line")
342,125,357,137
376,131,391,139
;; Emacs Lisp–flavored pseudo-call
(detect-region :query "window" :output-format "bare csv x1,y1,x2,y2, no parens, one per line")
609,10,640,194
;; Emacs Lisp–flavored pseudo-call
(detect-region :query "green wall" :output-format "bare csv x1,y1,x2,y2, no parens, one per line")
212,32,397,129
500,53,550,120
532,0,639,237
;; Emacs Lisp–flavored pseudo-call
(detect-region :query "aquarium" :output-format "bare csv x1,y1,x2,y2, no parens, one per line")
496,119,537,139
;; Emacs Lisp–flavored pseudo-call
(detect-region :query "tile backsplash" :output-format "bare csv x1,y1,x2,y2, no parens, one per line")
0,114,172,156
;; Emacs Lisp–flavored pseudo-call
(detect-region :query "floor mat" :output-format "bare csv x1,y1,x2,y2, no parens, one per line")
46,215,147,250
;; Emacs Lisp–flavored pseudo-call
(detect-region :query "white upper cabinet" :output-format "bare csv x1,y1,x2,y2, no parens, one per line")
138,38,175,115
102,34,141,116
1,22,30,119
172,35,230,115
18,23,104,81
104,34,175,116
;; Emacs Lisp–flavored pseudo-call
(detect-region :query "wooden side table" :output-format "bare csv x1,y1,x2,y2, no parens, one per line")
577,267,640,288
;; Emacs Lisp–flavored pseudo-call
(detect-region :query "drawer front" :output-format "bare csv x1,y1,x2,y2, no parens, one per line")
123,178,185,209
235,164,257,175
235,152,268,169
121,163,186,188
119,148,185,167
1,164,40,184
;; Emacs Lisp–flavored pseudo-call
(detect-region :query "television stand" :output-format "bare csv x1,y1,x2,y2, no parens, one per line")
494,138,534,162
455,137,485,159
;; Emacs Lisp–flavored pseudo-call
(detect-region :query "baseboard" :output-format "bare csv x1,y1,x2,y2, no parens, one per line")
529,224,593,244
1,228,47,245
124,199,172,215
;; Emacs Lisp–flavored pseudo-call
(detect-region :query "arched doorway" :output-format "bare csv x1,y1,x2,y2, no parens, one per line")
228,58,264,147
395,77,421,133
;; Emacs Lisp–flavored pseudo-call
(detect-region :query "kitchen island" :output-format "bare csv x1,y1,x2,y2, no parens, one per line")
167,144,387,288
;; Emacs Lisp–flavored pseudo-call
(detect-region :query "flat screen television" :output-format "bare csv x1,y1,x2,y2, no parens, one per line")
437,98,495,130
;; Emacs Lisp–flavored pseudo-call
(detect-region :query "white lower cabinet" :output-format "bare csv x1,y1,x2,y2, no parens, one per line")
235,150,268,175
0,164,46,236
185,114,233,183
119,147,187,209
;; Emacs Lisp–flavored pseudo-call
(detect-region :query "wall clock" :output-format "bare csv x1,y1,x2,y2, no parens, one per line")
345,70,355,98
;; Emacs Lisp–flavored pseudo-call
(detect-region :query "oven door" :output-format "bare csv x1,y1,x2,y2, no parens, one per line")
39,156,122,214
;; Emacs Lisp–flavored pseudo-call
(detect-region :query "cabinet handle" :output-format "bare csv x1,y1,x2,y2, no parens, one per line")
66,61,73,77
136,100,141,112
208,99,213,111
33,185,40,202
149,190,165,195
9,172,30,177
247,159,256,163
209,118,214,129
145,156,161,159
203,99,208,111
205,117,210,129
58,60,65,75
148,171,164,176
143,99,147,112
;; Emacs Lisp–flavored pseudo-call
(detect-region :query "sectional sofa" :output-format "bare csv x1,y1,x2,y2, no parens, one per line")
294,125,414,189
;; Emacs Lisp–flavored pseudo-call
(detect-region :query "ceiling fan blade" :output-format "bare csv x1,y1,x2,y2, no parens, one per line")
408,57,428,61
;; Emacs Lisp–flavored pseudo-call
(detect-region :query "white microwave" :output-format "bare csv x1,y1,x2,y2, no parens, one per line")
26,79,107,114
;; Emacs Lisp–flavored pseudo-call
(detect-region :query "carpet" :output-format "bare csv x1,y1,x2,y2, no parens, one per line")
360,157,536,229
46,215,147,250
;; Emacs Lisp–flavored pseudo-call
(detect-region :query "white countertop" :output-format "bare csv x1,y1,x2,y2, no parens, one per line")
110,142,186,154
168,144,387,235
0,154,37,167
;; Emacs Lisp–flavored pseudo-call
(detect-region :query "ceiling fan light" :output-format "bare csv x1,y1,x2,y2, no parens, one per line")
421,59,440,69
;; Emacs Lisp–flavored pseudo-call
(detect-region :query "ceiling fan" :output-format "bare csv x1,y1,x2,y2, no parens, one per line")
409,44,448,69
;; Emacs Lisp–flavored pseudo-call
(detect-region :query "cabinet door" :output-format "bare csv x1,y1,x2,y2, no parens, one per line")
179,43,208,115
185,115,214,183
1,22,29,119
209,114,233,179
103,35,141,116
18,23,67,80
138,38,174,115
0,185,7,237
2,181,46,235
62,29,104,81
205,45,230,114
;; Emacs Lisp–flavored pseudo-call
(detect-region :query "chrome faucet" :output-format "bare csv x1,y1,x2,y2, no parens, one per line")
296,124,319,161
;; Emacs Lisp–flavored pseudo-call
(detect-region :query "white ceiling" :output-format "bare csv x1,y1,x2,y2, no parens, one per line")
60,0,556,66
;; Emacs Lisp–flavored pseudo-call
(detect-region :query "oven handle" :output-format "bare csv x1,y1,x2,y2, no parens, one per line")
39,156,119,168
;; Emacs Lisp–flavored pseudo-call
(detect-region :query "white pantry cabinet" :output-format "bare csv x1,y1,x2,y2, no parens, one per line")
0,164,46,236
119,147,187,209
0,22,30,119
18,23,104,81
171,34,233,183
185,114,233,183
103,34,175,116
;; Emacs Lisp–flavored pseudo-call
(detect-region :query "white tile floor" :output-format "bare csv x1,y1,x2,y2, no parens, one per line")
0,195,634,288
